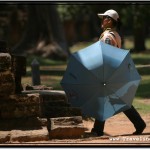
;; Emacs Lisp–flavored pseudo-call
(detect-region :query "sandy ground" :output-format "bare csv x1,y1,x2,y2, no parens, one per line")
4,112,149,146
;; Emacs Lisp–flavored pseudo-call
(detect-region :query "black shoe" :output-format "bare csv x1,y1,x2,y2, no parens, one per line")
97,132,104,136
91,128,104,136
133,124,146,135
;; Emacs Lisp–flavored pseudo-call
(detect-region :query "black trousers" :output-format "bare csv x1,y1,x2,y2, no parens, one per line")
92,105,146,134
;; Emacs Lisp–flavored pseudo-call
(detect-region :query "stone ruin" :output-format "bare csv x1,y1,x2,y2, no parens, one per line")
0,41,86,143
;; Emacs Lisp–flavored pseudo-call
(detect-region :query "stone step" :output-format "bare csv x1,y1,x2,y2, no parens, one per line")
0,117,49,143
48,116,85,139
39,90,67,102
0,71,15,96
10,127,49,142
0,131,10,143
42,100,70,107
0,127,49,143
0,94,40,119
41,106,81,118
25,84,53,91
0,117,48,130
22,84,53,94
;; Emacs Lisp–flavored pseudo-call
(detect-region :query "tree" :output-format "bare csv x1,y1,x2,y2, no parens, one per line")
117,4,149,52
132,5,147,52
12,4,70,60
57,4,100,45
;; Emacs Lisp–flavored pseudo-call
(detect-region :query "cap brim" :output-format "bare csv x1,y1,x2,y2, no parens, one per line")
97,13,106,18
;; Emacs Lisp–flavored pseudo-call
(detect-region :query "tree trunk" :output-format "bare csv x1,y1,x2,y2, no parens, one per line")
134,26,146,52
12,5,70,60
133,5,146,52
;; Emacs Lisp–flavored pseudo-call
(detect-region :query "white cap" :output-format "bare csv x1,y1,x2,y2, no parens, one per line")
98,9,119,21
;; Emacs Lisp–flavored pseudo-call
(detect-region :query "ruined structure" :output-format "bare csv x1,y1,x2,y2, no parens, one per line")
0,41,86,143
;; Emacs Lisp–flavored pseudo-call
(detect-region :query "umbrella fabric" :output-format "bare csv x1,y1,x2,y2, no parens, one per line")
61,41,141,121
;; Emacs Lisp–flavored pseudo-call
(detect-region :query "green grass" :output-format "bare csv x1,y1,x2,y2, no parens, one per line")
70,41,93,53
124,36,150,50
133,99,150,114
135,75,150,99
124,36,134,50
145,38,150,49
132,53,150,66
27,55,66,66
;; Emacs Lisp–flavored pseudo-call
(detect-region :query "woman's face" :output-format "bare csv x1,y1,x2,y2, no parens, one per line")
101,16,113,30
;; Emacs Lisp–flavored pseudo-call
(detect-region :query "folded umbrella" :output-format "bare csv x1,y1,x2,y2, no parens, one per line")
61,41,141,121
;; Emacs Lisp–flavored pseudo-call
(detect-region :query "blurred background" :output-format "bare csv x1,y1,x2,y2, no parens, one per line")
0,2,150,57
0,2,150,106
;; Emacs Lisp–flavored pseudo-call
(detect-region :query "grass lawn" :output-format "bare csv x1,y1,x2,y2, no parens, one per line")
22,39,150,114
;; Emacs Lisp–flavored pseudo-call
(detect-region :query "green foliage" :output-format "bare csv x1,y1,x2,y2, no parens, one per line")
57,4,91,21
57,4,150,52
0,3,150,52
131,52,150,100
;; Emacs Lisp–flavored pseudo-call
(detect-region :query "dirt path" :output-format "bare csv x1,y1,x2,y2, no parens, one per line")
50,113,149,145
5,112,149,146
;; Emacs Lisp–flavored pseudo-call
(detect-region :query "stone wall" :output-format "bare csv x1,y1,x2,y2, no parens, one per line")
0,53,15,96
0,94,40,119
0,52,86,143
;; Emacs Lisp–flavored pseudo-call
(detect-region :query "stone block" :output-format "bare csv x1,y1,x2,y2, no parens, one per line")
0,94,41,118
37,117,48,126
48,116,85,139
11,54,26,76
0,71,15,95
10,127,49,142
25,84,53,91
39,90,67,102
41,106,81,118
0,117,48,130
0,131,10,143
0,53,11,71
42,100,70,109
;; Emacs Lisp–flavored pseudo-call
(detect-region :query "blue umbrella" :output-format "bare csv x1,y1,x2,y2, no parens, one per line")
61,41,141,121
